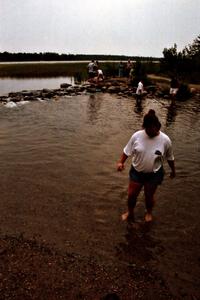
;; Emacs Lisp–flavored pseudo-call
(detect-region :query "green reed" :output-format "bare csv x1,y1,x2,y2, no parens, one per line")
0,62,88,78
0,62,120,78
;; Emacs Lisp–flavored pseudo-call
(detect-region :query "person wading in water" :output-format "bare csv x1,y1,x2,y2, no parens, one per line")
117,109,176,223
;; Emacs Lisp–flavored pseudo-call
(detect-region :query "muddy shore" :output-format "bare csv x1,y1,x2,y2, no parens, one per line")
0,230,174,300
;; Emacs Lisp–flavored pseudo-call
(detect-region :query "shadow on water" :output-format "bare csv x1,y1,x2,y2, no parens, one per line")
166,101,177,127
134,98,144,114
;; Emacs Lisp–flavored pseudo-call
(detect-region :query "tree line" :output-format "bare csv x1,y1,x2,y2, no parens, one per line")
1,34,199,83
161,34,200,83
0,52,159,62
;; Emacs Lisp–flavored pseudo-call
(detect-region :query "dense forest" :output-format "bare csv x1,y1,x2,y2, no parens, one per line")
0,52,159,62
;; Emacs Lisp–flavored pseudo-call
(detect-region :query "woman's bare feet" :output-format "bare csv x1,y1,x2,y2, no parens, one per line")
121,212,128,221
144,213,153,222
121,212,134,223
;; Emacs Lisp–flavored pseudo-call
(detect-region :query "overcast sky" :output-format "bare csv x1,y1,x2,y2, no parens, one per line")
0,0,200,57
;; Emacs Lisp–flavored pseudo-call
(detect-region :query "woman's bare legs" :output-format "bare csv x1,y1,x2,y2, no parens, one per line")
144,183,158,222
122,181,143,222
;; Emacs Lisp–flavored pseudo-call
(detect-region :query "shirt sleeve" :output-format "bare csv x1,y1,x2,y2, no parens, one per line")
165,138,174,160
123,135,134,156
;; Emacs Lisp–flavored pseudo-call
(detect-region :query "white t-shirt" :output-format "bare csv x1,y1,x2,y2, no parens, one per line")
170,88,178,95
88,62,95,73
97,69,103,75
124,130,174,173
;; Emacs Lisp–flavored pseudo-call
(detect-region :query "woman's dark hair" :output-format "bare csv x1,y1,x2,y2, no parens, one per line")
142,109,161,129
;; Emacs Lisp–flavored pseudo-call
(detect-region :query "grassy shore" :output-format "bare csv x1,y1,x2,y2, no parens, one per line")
0,62,119,78
0,62,88,78
148,74,200,90
1,62,199,92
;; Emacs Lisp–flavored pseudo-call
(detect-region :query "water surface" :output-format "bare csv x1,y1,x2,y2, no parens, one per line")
0,93,199,298
0,76,74,96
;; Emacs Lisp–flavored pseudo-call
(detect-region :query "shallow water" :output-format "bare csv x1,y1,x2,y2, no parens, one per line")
0,76,74,96
0,93,199,297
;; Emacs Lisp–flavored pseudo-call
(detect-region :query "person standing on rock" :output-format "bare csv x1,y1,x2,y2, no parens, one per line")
117,109,176,223
118,61,124,77
87,60,95,80
126,59,132,78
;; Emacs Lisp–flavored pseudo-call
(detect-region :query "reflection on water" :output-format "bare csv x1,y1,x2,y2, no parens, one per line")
0,93,200,297
0,76,74,96
134,98,143,114
87,94,102,124
165,101,179,127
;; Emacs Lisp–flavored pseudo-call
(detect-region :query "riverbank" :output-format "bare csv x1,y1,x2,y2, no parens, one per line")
0,62,87,77
148,74,200,91
0,233,174,300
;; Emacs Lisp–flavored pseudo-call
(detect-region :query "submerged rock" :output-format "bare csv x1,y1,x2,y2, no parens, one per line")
60,83,72,88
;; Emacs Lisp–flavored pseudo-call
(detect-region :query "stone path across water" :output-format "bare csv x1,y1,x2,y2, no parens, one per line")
0,77,199,108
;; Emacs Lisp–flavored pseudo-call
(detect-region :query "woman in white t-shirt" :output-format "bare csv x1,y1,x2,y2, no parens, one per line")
117,109,176,223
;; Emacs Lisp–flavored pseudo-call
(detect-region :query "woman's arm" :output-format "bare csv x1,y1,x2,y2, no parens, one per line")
167,160,176,178
117,152,128,171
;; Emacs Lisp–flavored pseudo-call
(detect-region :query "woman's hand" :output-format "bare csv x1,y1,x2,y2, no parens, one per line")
117,162,125,171
117,153,128,171
167,160,176,179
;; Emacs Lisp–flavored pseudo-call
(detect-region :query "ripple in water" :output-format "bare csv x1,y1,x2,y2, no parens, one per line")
0,93,200,297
